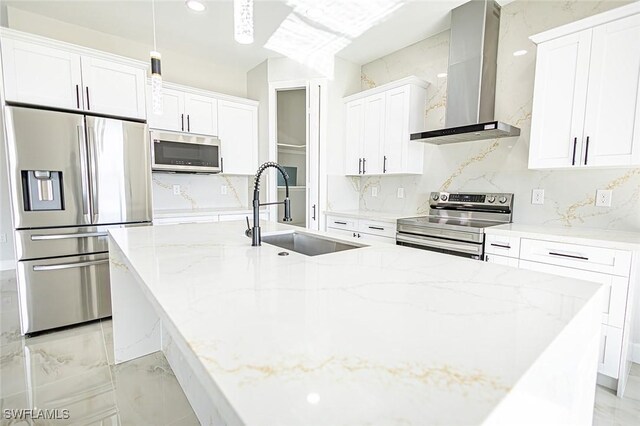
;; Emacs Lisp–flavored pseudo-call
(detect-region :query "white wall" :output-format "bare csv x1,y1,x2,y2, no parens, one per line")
4,7,247,97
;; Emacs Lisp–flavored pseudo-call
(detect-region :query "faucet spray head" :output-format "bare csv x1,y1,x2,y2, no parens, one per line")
283,197,293,222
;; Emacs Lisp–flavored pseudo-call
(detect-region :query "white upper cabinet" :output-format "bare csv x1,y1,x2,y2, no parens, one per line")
81,55,146,119
344,77,427,176
344,99,364,175
1,39,83,111
582,13,640,167
1,30,147,120
147,86,218,136
529,6,640,169
184,93,218,136
217,99,258,175
147,87,185,132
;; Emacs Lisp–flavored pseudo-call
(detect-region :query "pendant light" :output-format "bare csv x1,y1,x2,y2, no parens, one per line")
234,0,254,44
150,0,163,115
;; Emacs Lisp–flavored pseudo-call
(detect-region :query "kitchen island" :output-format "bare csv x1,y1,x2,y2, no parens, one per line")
108,220,604,425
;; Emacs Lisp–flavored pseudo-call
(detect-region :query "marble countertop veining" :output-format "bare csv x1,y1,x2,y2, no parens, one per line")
486,223,640,251
109,221,603,425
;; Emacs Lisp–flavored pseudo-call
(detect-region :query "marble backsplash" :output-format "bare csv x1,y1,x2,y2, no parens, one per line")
152,173,250,212
349,0,640,231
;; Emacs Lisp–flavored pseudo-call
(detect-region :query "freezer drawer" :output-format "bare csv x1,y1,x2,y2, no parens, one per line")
17,253,111,334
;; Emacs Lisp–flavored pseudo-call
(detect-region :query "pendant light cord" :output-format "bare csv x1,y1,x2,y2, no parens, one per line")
151,0,157,51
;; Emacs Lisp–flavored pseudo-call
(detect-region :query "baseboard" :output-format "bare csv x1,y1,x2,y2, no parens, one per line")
0,259,16,271
633,343,640,364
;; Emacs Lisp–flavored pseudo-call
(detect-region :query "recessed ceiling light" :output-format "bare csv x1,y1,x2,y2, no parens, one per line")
305,7,324,19
513,49,527,57
185,0,206,12
437,72,447,78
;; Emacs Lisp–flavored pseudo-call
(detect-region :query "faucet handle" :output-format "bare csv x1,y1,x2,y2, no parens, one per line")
244,216,252,238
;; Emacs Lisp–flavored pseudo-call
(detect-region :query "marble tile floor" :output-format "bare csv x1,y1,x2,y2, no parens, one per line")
1,268,640,425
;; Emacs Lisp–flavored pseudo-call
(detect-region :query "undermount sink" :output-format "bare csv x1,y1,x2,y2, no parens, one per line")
262,231,364,256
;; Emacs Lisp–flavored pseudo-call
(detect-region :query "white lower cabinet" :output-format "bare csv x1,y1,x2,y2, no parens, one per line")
485,254,519,267
326,215,396,244
485,231,635,394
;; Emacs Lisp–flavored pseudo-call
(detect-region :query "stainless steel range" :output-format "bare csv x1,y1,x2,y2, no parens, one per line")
396,192,514,259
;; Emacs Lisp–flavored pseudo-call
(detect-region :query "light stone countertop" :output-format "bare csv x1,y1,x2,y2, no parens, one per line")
109,220,603,425
324,209,413,223
486,223,640,251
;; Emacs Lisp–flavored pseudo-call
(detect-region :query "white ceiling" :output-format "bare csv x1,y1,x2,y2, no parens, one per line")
3,0,510,71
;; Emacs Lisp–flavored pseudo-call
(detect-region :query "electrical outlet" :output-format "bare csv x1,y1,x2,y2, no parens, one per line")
0,233,6,244
221,185,228,195
595,189,612,207
531,189,544,205
172,184,181,195
397,187,405,199
371,186,378,197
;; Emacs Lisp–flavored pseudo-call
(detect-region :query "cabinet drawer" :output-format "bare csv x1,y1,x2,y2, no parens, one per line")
599,325,623,378
519,260,628,328
485,234,520,258
358,219,396,238
520,238,631,276
326,215,357,231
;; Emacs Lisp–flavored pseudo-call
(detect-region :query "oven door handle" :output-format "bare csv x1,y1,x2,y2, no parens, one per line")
396,234,483,256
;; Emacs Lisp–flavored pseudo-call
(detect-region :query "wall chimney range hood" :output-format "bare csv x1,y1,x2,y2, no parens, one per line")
411,0,520,145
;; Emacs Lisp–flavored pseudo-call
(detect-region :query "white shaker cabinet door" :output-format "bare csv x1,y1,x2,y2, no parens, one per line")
81,56,146,119
147,87,185,132
582,13,640,167
383,86,409,174
529,29,592,169
184,93,218,136
1,39,83,110
344,99,364,175
361,93,385,175
218,100,258,175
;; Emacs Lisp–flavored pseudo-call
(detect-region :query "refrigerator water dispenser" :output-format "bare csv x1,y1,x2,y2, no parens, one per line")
22,170,63,211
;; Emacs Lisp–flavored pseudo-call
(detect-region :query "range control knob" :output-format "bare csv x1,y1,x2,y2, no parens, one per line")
432,193,440,201
440,194,448,201
487,195,496,203
498,196,508,204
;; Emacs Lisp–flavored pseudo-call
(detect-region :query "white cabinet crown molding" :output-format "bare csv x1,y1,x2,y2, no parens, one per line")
153,79,259,107
529,2,640,44
0,27,148,69
343,76,429,103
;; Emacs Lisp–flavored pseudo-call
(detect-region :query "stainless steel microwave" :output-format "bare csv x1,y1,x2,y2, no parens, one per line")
150,130,221,174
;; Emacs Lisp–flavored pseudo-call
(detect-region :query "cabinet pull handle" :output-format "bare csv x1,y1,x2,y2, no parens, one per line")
548,251,588,261
383,155,387,173
358,158,362,174
220,157,224,173
362,158,366,174
181,114,184,131
571,137,577,165
490,243,511,249
357,233,361,238
312,204,316,221
601,335,607,364
187,114,191,132
353,232,357,237
85,87,91,110
369,226,384,231
584,136,590,165
335,221,347,225
76,85,80,109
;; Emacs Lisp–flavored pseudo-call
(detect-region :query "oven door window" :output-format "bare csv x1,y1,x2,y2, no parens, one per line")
153,140,219,168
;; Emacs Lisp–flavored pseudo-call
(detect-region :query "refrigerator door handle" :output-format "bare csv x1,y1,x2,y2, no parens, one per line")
86,127,99,223
77,125,91,220
31,232,108,241
33,259,108,272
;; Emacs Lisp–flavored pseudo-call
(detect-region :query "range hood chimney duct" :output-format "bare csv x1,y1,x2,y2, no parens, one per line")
411,0,520,144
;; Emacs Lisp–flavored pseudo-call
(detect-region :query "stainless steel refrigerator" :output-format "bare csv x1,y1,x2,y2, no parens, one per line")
4,106,152,335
